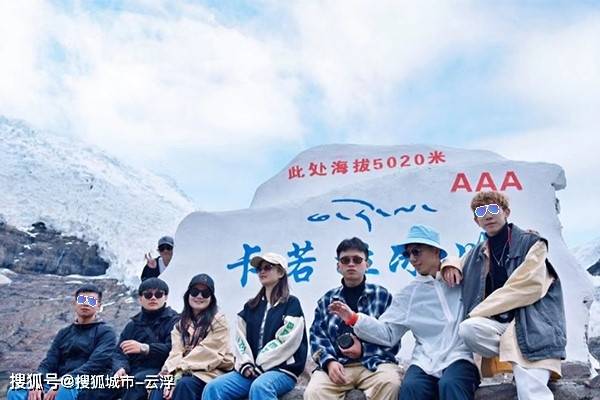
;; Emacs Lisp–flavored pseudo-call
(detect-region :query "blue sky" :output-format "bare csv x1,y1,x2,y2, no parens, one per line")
1,1,599,248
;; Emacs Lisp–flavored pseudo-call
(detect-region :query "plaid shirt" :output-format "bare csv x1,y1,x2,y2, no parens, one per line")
309,281,399,372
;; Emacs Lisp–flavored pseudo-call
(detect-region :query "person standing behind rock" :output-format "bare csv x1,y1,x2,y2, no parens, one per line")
141,236,174,281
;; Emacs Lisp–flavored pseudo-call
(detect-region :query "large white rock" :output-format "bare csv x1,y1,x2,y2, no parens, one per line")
161,145,593,363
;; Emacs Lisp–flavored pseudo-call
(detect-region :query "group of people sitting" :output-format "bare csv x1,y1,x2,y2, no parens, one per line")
7,190,566,400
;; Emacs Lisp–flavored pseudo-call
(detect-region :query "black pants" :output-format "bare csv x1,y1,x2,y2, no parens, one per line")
100,368,159,400
399,360,480,400
121,369,160,400
149,375,207,400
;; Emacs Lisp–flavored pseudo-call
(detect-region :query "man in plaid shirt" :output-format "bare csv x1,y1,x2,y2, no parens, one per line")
304,237,400,400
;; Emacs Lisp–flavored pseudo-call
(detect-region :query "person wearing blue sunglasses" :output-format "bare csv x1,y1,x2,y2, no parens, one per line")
442,191,566,400
7,284,117,400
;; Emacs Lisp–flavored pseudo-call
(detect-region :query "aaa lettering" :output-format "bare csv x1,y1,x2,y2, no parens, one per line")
450,171,523,192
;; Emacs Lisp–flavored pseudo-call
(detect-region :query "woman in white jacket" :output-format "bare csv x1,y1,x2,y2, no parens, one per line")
202,252,308,400
329,225,480,400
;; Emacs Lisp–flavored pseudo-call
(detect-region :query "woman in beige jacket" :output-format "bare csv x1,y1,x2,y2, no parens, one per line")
150,273,234,400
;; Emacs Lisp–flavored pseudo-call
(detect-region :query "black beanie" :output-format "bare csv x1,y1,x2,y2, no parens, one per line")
138,278,170,296
188,273,215,294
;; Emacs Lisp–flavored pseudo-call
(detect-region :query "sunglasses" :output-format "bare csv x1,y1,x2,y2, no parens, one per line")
338,256,365,265
474,203,501,218
76,295,98,307
402,247,423,259
142,290,165,300
189,287,212,299
255,263,275,273
158,245,173,252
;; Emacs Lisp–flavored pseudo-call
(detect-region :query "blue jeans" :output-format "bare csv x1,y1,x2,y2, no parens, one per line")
7,385,79,400
202,370,296,400
399,360,480,400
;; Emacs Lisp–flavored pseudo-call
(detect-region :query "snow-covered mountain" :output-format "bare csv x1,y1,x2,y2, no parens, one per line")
572,238,600,340
0,116,195,286
573,238,600,271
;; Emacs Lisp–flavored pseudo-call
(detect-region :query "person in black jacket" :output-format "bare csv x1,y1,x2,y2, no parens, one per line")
7,284,116,400
141,236,174,281
202,252,308,400
111,278,179,400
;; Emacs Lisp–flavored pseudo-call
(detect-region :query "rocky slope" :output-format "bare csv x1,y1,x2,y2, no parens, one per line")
0,271,139,397
0,221,108,276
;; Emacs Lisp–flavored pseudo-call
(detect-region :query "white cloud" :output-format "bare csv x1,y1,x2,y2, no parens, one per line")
0,2,54,122
290,0,493,130
497,16,600,129
0,1,506,159
475,13,600,246
0,1,303,163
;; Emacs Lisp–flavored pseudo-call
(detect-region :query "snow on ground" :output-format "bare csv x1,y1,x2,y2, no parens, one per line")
0,116,195,286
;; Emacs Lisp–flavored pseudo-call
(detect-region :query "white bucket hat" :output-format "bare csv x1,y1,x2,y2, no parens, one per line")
250,252,288,271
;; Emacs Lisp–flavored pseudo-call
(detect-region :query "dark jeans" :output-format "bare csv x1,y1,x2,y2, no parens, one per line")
399,360,480,400
149,375,206,400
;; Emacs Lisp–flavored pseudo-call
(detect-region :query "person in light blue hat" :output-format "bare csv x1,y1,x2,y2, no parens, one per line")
395,223,448,259
329,225,480,400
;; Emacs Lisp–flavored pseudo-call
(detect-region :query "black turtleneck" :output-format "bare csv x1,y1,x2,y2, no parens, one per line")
341,277,366,313
486,223,514,323
141,304,167,321
338,277,366,337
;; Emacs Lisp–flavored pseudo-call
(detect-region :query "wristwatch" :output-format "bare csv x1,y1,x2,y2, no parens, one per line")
140,343,150,355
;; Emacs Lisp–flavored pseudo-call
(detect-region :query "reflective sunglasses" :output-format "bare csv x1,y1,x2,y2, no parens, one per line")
158,245,173,252
402,247,424,259
76,295,98,307
189,287,212,298
255,263,275,273
338,256,365,265
474,203,501,218
142,290,165,300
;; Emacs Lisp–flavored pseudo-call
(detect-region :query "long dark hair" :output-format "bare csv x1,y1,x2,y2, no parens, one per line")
247,265,290,309
178,287,218,350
